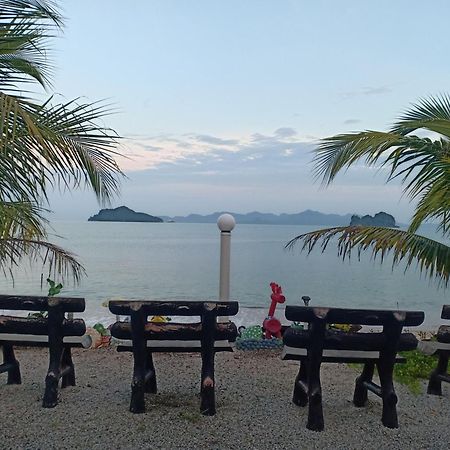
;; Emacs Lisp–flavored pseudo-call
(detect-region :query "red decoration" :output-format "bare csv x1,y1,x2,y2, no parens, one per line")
263,282,286,339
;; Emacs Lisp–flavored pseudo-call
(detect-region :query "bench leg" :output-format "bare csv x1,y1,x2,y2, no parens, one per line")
307,357,324,431
61,347,76,388
144,349,157,394
2,344,21,385
353,362,375,407
43,307,64,408
130,309,146,413
376,360,398,428
427,352,448,396
306,321,326,432
293,361,308,406
200,307,216,416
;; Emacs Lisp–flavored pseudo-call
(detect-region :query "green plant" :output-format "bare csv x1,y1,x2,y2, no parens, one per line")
93,323,109,337
349,350,437,394
29,277,62,319
394,350,437,394
287,95,450,285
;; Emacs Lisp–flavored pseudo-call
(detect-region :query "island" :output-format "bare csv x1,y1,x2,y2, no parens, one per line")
350,212,397,227
88,206,163,223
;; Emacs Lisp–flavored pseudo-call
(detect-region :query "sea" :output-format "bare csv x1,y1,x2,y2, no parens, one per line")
0,221,448,328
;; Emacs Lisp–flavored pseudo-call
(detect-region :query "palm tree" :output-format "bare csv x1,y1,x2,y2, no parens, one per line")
287,95,450,285
0,1,123,281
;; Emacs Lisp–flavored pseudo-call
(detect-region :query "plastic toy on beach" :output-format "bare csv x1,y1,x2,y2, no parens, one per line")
263,282,286,339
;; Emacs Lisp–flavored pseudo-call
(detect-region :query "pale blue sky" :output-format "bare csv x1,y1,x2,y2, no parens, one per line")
48,0,450,222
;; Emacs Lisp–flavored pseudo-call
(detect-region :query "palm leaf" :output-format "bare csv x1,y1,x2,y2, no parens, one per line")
0,237,85,283
1,93,123,204
286,226,450,286
392,95,450,138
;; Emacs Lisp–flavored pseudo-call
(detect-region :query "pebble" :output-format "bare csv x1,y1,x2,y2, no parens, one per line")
0,347,449,449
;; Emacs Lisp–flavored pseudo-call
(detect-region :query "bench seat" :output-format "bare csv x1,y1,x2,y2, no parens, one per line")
109,300,239,416
283,304,424,431
425,305,450,395
283,328,417,352
0,295,86,408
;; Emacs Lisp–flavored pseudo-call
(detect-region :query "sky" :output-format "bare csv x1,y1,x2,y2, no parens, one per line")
46,0,450,222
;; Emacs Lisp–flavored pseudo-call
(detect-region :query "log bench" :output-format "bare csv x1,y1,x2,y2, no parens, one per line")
419,305,450,396
0,295,86,408
282,305,424,431
109,300,239,415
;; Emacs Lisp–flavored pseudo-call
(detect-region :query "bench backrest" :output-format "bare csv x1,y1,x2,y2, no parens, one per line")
285,305,424,327
442,305,450,320
109,300,238,317
0,295,85,312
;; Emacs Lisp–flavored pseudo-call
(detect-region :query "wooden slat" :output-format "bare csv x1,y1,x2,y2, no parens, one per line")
0,295,85,312
285,305,424,326
108,300,239,317
116,339,233,353
110,321,237,341
0,333,91,348
418,340,450,356
283,328,418,352
0,316,85,336
281,346,406,363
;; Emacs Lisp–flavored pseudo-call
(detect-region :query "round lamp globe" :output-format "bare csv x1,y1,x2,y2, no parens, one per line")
217,213,236,232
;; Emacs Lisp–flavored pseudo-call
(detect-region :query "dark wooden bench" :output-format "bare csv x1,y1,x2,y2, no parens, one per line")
109,300,239,415
0,295,86,407
421,305,450,395
282,305,424,431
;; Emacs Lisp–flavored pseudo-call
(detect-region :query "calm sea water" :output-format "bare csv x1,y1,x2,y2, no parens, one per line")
0,221,448,327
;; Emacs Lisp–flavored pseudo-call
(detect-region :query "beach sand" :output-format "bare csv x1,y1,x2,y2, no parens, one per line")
0,347,449,450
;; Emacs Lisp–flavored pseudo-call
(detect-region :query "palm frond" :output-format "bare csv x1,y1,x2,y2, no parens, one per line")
286,226,450,285
0,1,62,89
392,94,450,138
0,237,85,283
0,93,124,204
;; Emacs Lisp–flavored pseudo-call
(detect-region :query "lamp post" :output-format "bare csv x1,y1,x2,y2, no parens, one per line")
217,214,235,304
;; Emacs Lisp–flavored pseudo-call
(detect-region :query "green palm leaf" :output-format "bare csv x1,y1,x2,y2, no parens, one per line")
0,1,123,282
286,226,450,286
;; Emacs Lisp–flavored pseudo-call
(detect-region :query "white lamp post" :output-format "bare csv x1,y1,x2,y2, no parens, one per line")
217,214,235,303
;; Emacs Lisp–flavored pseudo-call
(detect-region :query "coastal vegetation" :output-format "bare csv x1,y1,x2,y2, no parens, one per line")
287,95,450,285
0,1,123,282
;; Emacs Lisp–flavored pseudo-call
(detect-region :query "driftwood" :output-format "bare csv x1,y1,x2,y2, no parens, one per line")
427,305,450,395
109,300,239,415
283,305,424,431
0,295,86,408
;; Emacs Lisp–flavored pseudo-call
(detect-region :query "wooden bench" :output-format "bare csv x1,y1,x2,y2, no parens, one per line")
419,305,450,395
109,300,239,415
0,295,86,407
283,305,424,431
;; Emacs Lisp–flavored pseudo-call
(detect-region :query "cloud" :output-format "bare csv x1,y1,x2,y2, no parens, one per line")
343,118,361,125
340,85,393,100
115,129,313,172
363,85,392,95
274,127,297,138
195,135,239,146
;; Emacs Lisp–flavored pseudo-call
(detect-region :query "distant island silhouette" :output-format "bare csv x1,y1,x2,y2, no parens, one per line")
160,210,354,225
88,208,398,226
350,212,397,227
88,206,163,223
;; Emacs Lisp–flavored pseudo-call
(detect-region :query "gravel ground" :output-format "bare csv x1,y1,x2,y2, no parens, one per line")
0,347,449,450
